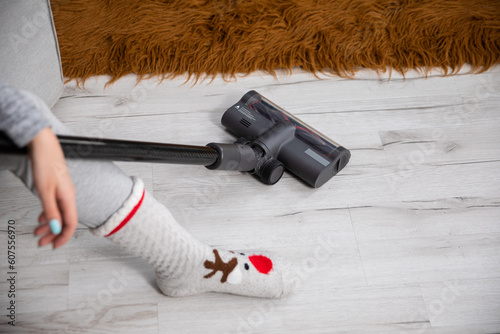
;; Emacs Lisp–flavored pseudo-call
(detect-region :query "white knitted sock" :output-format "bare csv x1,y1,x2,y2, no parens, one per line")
91,178,295,298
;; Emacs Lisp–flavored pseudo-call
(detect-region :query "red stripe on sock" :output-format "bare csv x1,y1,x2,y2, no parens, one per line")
105,189,145,237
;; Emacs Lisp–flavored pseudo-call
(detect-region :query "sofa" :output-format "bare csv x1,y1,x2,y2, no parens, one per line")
0,0,63,108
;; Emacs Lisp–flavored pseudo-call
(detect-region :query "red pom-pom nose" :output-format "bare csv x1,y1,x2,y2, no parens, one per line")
248,254,273,274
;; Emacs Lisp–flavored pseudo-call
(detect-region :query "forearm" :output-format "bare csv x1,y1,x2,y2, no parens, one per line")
0,79,50,147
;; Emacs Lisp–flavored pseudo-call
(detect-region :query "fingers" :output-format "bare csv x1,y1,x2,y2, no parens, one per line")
34,186,60,248
35,185,67,249
38,212,46,224
34,217,57,247
38,184,62,228
38,228,58,247
34,221,58,247
35,190,78,249
30,127,79,250
52,194,78,249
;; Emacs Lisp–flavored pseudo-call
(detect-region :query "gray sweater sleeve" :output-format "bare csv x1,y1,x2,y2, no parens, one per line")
0,78,50,147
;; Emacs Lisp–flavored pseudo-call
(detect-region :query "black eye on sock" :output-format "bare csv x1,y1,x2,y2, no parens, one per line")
244,263,250,270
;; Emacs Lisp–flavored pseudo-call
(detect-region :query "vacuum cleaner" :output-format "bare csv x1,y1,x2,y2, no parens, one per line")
0,91,350,187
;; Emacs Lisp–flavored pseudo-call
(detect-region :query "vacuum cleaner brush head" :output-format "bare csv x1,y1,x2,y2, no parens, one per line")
208,91,351,187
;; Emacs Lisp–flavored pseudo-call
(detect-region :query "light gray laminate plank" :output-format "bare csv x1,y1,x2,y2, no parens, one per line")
420,279,500,330
349,199,500,241
0,171,40,231
374,161,500,203
55,74,466,138
430,322,500,334
380,123,500,165
357,233,500,285
151,159,500,222
454,67,500,128
454,67,500,104
0,263,69,315
68,258,163,310
5,303,158,333
158,284,431,334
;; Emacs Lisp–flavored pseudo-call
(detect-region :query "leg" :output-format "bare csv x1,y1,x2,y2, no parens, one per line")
3,91,296,298
91,178,296,298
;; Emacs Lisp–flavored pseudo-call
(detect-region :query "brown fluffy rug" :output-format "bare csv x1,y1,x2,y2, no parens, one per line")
51,0,500,83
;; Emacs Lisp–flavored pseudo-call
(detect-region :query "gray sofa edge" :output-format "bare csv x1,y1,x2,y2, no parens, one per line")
0,0,64,108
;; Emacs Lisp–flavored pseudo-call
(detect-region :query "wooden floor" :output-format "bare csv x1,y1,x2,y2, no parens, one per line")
1,66,500,333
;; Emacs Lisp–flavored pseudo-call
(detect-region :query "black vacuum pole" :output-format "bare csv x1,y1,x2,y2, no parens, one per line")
0,132,219,166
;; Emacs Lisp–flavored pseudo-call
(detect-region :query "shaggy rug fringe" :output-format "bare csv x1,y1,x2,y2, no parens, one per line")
51,0,500,83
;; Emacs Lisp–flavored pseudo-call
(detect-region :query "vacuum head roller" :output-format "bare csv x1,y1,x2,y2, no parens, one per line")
0,91,350,188
207,91,350,187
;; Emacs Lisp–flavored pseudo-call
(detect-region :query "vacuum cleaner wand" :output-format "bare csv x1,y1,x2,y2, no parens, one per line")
0,91,350,187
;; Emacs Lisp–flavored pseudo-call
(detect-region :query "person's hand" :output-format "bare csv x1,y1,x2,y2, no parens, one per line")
28,127,78,249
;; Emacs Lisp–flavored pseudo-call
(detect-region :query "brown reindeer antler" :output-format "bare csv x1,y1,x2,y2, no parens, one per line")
204,249,238,283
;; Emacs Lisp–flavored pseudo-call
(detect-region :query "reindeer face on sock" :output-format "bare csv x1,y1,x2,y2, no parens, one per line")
203,249,273,285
